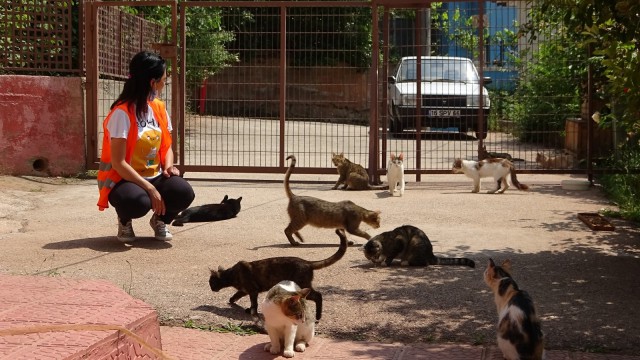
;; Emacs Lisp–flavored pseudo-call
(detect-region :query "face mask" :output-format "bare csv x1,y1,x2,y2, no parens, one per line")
149,88,158,101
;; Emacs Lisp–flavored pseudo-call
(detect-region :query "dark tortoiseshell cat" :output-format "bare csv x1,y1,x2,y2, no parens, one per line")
363,225,475,268
484,258,545,360
172,195,242,226
209,229,348,321
331,152,387,191
284,155,381,246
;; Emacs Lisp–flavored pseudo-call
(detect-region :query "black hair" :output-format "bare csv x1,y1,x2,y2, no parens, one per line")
111,50,166,119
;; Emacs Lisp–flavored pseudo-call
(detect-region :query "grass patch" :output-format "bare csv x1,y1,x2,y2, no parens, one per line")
183,320,260,336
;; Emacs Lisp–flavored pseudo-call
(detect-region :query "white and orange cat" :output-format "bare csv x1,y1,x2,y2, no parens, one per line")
452,158,528,194
387,153,405,196
262,280,315,358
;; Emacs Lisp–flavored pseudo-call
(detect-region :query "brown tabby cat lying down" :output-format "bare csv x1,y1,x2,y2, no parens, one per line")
284,155,381,246
535,152,574,169
209,229,348,321
363,225,475,267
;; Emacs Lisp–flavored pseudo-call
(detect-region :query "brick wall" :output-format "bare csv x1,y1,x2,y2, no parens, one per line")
0,75,85,176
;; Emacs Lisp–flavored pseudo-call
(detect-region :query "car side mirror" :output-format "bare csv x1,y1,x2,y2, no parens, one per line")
483,77,492,85
388,76,396,84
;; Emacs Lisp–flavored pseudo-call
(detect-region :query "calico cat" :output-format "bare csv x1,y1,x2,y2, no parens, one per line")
535,152,574,169
452,158,529,194
262,280,315,358
171,195,242,226
285,155,381,246
387,152,405,196
209,229,347,321
484,259,546,360
363,225,475,267
331,152,387,191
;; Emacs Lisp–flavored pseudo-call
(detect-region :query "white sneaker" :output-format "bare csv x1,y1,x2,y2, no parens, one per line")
117,218,136,243
150,213,173,241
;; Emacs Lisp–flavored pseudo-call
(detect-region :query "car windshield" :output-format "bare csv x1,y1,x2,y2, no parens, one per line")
396,58,479,83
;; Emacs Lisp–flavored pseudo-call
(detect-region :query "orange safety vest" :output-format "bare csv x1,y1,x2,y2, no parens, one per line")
96,99,172,211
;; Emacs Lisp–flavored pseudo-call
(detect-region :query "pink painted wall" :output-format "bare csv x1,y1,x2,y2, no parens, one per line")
0,75,85,176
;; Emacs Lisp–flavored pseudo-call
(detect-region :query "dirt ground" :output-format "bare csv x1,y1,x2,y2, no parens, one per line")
0,173,639,355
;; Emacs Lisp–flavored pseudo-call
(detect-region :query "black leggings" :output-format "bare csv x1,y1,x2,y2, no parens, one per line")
109,175,195,225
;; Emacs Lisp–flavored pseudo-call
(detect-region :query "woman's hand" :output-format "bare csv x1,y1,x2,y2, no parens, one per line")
147,186,166,215
163,165,180,178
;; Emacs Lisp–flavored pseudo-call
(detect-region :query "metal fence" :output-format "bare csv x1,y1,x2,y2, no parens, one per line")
1,0,621,178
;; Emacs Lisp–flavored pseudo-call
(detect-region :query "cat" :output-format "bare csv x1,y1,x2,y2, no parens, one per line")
363,225,475,267
171,195,242,226
262,280,315,358
387,152,405,196
484,259,546,360
331,152,387,191
209,229,347,321
535,152,574,169
284,154,381,246
478,145,524,162
452,158,529,194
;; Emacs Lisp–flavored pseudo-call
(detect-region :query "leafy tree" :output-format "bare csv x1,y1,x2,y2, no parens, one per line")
510,39,582,142
525,0,640,135
124,4,238,85
220,6,372,69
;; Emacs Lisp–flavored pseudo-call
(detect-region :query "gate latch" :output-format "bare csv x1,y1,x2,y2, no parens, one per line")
151,43,177,59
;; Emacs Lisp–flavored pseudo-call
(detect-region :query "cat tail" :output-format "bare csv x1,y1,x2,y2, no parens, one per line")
431,257,475,268
310,229,348,270
366,184,389,190
508,165,529,191
284,155,297,199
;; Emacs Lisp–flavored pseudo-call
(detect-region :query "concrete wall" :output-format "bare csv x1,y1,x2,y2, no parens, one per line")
199,59,370,124
0,75,86,176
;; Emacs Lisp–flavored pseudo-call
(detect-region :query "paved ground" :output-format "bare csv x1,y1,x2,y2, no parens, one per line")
0,172,639,358
159,326,640,360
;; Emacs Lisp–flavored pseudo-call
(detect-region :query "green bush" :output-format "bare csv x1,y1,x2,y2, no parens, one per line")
598,145,640,222
509,41,581,144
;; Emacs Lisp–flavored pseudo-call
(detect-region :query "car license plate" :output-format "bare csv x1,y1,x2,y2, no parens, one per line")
429,110,461,117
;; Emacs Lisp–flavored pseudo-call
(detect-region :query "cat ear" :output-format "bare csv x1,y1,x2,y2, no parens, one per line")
501,259,512,272
223,195,228,201
398,153,404,160
487,258,495,268
299,288,311,299
238,197,242,202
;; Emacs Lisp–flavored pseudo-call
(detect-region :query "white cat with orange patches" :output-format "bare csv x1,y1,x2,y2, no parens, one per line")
452,158,529,194
262,280,315,358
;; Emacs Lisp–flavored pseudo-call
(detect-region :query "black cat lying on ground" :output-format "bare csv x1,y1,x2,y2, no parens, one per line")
171,195,242,226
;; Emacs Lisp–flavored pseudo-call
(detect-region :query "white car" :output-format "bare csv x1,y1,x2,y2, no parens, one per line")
387,56,491,139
